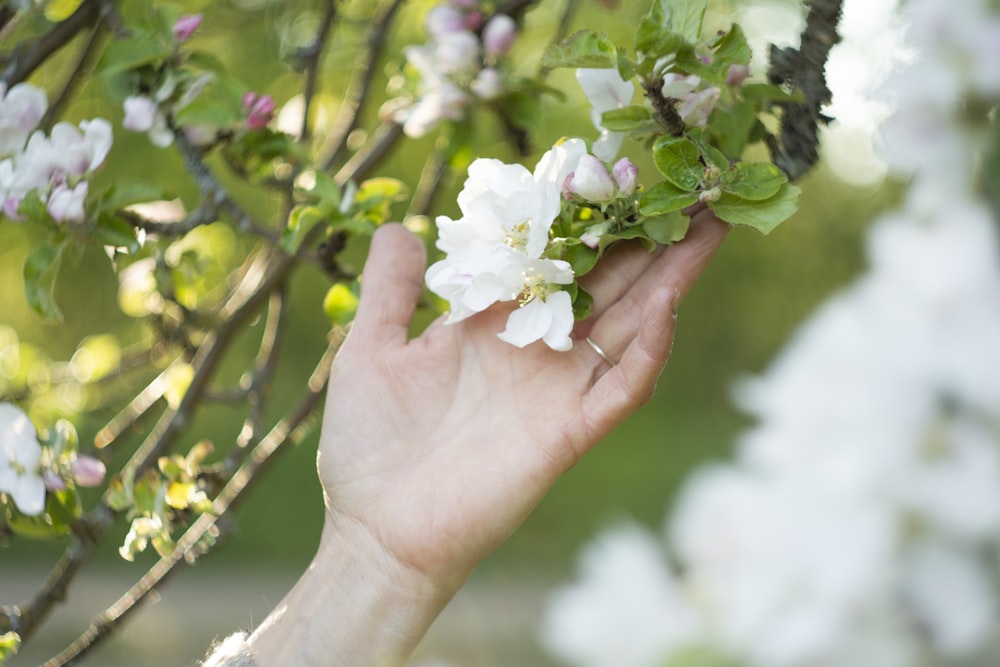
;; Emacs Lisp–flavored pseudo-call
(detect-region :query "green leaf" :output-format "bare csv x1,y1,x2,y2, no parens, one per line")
571,286,593,320
740,83,805,105
174,78,244,129
45,487,81,533
281,205,327,254
566,243,599,276
708,100,758,157
542,30,616,69
652,135,704,190
639,181,699,215
23,242,66,322
600,105,652,131
668,0,708,42
635,0,690,63
100,182,173,210
93,214,141,253
711,24,751,67
6,506,61,540
616,48,636,81
98,31,174,77
721,162,787,201
642,211,690,244
709,183,801,234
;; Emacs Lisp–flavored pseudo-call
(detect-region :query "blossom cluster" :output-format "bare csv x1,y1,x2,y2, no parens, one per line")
542,0,1000,665
0,83,112,224
390,1,518,138
425,137,638,350
0,403,105,517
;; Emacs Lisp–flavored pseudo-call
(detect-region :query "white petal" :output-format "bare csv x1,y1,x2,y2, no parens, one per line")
498,298,552,348
541,291,574,351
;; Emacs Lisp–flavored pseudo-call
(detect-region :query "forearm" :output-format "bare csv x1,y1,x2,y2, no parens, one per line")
246,515,454,667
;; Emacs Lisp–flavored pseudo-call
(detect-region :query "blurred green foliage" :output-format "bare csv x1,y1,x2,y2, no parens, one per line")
0,0,893,576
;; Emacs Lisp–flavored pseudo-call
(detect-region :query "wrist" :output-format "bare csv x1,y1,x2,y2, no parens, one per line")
247,514,454,666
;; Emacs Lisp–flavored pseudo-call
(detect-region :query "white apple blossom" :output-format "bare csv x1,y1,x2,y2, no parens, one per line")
46,181,88,223
576,68,634,162
0,402,46,516
565,154,615,203
0,82,47,157
426,139,589,350
481,14,516,57
122,95,158,132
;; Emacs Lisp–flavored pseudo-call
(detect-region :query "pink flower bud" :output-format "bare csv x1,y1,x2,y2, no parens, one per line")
580,230,601,248
172,14,203,42
726,64,750,87
47,182,88,224
71,455,106,487
678,87,720,128
470,67,502,99
482,14,516,56
122,96,157,133
2,194,24,221
464,10,485,30
612,157,638,195
568,154,615,203
43,469,66,492
243,93,276,130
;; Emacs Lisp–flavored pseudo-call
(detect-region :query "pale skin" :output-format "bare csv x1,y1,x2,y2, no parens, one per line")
247,206,729,666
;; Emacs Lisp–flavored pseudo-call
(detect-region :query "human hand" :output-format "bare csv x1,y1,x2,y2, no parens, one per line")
317,205,729,592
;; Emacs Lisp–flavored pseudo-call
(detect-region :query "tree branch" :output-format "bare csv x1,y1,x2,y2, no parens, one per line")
39,335,343,667
766,0,844,180
297,0,338,144
321,0,406,171
1,0,105,87
334,121,404,185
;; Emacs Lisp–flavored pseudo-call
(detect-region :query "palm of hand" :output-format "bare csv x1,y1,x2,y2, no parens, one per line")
316,212,726,590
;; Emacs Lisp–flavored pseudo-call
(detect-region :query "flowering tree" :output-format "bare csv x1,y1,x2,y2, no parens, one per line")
542,1,1000,666
0,0,839,663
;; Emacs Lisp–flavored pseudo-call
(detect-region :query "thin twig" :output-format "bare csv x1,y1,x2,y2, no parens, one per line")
40,335,343,667
40,22,105,131
1,0,103,86
334,121,405,186
298,0,338,144
407,148,448,218
321,0,406,170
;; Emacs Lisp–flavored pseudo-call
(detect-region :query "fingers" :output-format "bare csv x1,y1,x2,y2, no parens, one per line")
580,286,677,444
349,224,428,348
582,210,729,363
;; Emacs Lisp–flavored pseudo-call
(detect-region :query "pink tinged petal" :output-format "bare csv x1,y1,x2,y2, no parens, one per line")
612,157,638,194
172,14,203,42
79,118,113,172
569,154,615,202
43,469,66,492
424,5,465,39
71,455,106,487
726,64,751,87
660,73,701,99
0,83,48,155
498,297,553,348
482,14,517,57
678,87,720,128
471,68,503,99
123,96,157,132
47,182,88,224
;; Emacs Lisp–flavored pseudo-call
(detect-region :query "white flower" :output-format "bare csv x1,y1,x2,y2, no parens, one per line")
0,82,47,157
47,181,88,223
541,524,700,667
0,403,46,516
424,4,465,39
470,67,502,100
122,95,158,133
566,154,615,202
496,257,575,351
660,73,701,98
576,68,634,162
677,86,720,128
434,31,480,74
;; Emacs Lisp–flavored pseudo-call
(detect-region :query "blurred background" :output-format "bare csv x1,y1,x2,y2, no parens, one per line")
1,0,900,664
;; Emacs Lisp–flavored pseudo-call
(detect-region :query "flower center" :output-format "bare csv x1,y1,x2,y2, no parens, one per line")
517,270,553,306
503,220,531,251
